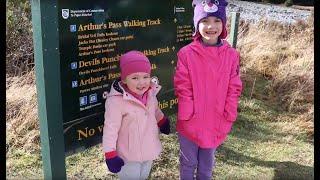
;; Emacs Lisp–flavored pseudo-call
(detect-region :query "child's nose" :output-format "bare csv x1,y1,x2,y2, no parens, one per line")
137,79,144,85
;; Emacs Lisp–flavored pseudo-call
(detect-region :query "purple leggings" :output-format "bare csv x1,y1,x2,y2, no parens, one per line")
178,133,216,180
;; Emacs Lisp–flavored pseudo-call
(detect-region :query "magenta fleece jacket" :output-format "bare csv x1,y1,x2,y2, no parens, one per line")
174,39,243,148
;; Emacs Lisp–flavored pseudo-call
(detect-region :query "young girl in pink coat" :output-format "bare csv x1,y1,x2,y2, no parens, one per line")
174,0,243,179
102,50,170,179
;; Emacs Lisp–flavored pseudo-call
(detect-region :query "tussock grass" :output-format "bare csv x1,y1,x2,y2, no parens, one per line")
236,14,314,137
6,70,40,155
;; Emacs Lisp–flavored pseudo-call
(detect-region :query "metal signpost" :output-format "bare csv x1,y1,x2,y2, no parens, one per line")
229,12,240,48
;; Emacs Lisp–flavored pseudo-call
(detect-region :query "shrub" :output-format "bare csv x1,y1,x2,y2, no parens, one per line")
6,0,34,77
285,0,293,7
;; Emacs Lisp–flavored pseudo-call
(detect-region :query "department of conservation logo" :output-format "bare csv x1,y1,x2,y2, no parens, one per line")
62,9,69,19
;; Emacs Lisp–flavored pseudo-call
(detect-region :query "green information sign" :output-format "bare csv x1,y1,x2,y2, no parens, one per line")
32,0,193,178
31,0,239,179
32,0,240,178
58,0,193,155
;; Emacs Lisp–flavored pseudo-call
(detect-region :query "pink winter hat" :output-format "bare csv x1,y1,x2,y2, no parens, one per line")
120,50,151,80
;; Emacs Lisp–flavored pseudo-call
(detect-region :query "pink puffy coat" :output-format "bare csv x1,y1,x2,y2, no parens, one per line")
174,39,243,148
102,80,164,162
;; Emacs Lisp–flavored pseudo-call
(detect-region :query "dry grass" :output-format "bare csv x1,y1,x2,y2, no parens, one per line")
6,70,40,155
236,14,314,137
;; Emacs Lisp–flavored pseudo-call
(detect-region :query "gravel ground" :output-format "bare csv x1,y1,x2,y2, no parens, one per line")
227,0,312,24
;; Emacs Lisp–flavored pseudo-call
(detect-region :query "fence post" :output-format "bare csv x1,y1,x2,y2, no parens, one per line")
229,12,240,48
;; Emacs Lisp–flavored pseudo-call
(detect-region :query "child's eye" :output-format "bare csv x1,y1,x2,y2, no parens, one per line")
143,76,150,79
132,77,138,80
201,19,208,23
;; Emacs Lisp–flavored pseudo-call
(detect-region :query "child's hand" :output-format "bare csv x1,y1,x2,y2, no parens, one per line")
158,117,171,135
105,151,124,173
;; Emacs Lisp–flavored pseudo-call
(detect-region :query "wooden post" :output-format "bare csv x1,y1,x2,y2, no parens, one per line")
229,12,240,48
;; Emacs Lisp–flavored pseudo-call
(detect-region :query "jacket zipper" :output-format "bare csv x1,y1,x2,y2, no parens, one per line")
125,93,149,161
137,115,143,161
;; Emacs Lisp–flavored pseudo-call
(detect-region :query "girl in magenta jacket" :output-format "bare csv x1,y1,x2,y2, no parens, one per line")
102,51,170,180
174,0,243,179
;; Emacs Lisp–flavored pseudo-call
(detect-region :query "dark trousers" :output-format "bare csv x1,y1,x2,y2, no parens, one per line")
178,133,216,180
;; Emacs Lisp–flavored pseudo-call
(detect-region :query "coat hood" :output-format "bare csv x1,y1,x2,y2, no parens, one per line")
106,78,162,99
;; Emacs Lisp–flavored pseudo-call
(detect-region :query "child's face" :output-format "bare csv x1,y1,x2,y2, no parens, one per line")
198,16,223,45
123,72,151,95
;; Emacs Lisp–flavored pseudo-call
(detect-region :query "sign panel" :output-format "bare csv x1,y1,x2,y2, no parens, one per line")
58,0,193,155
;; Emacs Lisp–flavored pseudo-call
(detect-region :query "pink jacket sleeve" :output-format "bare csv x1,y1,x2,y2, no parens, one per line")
155,105,164,122
155,106,167,128
223,52,243,122
174,51,194,120
102,97,122,153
